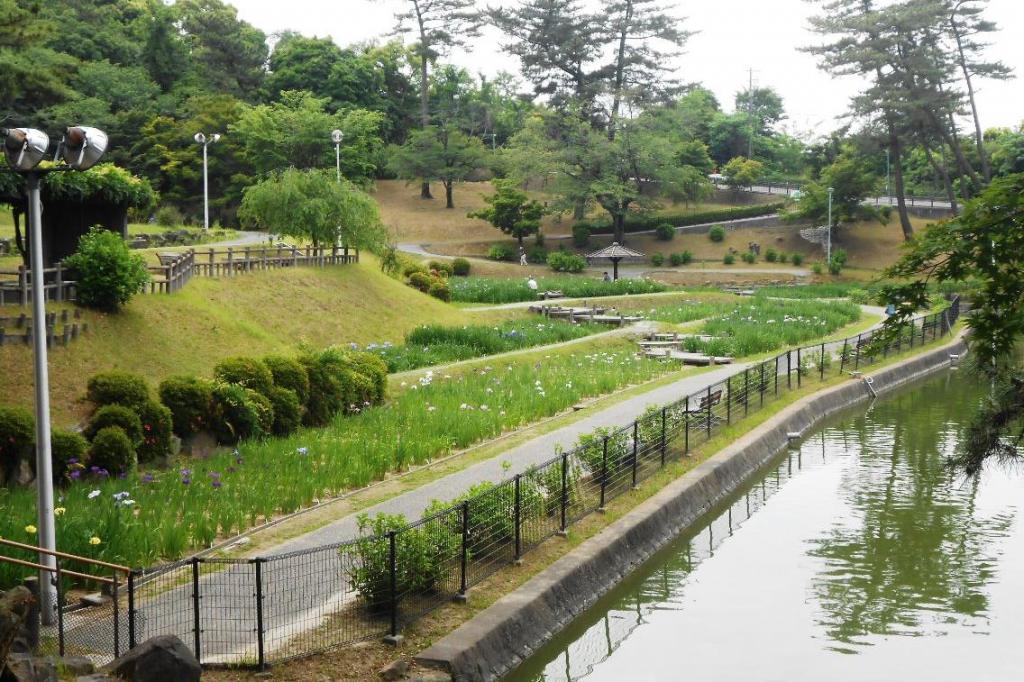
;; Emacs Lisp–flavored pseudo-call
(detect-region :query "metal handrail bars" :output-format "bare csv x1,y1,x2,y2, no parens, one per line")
0,537,130,574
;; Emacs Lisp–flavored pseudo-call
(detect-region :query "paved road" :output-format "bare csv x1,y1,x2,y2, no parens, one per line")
717,182,954,210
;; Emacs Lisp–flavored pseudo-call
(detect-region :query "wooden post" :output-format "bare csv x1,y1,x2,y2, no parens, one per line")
244,247,251,272
55,262,63,303
227,248,234,276
19,265,27,307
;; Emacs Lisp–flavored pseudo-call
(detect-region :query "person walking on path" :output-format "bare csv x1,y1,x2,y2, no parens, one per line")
520,247,528,266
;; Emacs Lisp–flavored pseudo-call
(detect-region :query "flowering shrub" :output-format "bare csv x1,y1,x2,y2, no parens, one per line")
428,281,451,302
210,383,270,444
85,405,143,446
88,426,137,475
50,429,89,483
135,399,173,463
158,375,214,437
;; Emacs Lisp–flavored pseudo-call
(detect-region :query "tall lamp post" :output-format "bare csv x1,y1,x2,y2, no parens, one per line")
1,125,108,625
331,129,343,183
193,132,221,231
826,186,834,265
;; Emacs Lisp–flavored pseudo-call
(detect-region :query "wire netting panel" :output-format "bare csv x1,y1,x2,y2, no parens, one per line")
45,575,130,667
397,508,462,624
131,561,196,659
197,559,257,665
465,481,517,586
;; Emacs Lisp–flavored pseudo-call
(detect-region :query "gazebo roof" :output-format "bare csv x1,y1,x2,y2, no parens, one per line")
586,242,646,260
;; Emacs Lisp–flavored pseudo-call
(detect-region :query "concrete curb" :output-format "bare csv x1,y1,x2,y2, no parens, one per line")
415,333,967,682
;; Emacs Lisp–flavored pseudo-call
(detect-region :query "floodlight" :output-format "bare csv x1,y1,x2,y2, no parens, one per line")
332,129,344,144
194,132,206,144
61,126,108,171
3,128,50,171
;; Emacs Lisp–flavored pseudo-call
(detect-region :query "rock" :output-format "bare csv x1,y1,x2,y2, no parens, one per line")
103,636,200,682
76,676,114,682
61,656,95,676
3,653,57,682
14,460,34,486
379,659,409,681
1,587,35,671
181,431,217,458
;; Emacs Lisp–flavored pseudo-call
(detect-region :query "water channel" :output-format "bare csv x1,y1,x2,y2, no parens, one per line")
509,368,1024,682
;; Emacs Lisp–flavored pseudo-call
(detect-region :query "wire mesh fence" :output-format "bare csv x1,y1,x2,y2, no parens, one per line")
16,297,959,669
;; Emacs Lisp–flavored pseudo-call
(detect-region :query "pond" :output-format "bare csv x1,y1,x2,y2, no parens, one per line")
509,368,1024,682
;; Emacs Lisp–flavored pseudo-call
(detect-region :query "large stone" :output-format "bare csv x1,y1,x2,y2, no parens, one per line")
0,587,34,672
103,636,200,682
2,653,57,682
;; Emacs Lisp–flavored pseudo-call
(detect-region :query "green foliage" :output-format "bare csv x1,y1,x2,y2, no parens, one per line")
448,276,668,304
571,203,783,235
155,205,183,227
210,383,270,444
791,253,804,266
158,376,214,437
262,356,310,405
765,248,778,262
297,348,369,426
50,429,88,483
88,426,137,475
238,168,385,250
527,245,548,264
428,281,451,302
37,164,156,211
427,260,453,277
379,246,401,276
487,243,515,261
469,180,544,245
708,225,726,242
136,400,174,463
787,152,880,228
85,405,143,446
451,258,471,276
651,252,665,266
741,252,756,264
388,126,488,208
213,357,274,396
86,371,150,411
266,386,302,437
572,223,591,247
0,406,34,477
828,249,848,275
655,223,676,241
779,252,789,263
546,251,586,273
408,272,433,293
722,156,764,189
669,251,693,266
64,227,150,312
812,262,824,275
723,253,736,265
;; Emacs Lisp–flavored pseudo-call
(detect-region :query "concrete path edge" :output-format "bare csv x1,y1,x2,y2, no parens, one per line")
415,332,968,682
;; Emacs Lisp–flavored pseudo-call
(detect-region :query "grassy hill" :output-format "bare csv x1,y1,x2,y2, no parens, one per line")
0,262,485,425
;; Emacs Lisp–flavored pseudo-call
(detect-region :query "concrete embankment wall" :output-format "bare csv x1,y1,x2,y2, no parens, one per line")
416,333,967,682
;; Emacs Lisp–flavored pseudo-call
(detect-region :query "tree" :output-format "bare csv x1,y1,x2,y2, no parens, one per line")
0,0,77,123
387,0,481,199
469,180,544,246
788,152,880,228
388,126,487,208
174,0,268,101
64,227,150,312
879,172,1024,476
722,156,763,191
238,169,386,250
735,86,786,136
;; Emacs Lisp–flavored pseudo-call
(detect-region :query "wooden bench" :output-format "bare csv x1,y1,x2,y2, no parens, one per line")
686,390,724,422
156,252,184,266
539,290,564,300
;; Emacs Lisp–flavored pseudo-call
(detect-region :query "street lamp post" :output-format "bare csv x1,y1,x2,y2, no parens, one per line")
2,125,108,625
194,132,221,231
331,129,344,183
826,186,834,265
885,148,891,201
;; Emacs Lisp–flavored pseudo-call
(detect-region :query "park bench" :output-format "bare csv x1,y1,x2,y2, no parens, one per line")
539,290,564,300
685,389,725,428
156,252,184,266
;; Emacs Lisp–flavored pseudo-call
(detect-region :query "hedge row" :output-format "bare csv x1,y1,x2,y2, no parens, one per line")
572,202,784,235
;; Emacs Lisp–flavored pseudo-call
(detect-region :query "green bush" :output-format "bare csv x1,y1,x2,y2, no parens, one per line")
213,357,274,396
408,271,433,293
487,243,515,261
812,261,824,275
451,258,471,276
779,252,789,263
85,405,143,445
651,252,665,266
572,202,783,235
828,249,848,275
154,205,183,227
572,223,591,247
546,250,586,273
765,248,778,262
708,225,726,242
266,386,302,436
86,371,150,410
210,383,270,444
428,281,451,302
655,222,675,241
402,263,426,278
741,252,756,264
723,253,736,265
88,426,137,475
158,375,214,437
427,260,453,277
262,355,310,404
299,348,376,426
51,429,88,482
136,399,174,463
527,245,548,264
0,406,34,480
64,227,150,311
791,253,804,266
669,251,693,266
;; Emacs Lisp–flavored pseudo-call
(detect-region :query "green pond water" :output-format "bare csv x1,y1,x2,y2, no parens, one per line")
508,369,1024,682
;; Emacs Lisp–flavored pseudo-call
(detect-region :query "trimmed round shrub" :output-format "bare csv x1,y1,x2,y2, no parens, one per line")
650,253,665,266
572,223,591,247
811,261,823,275
451,258,471,276
791,253,804,266
765,248,778,262
427,260,453,277
402,263,427,278
298,350,348,427
487,243,515,261
708,225,726,242
85,405,143,445
408,271,433,293
779,252,789,263
247,389,275,436
342,368,375,413
347,352,388,404
136,399,173,463
155,205,183,227
655,223,675,241
51,429,88,482
546,250,586,273
723,253,736,265
0,405,34,480
428,281,451,302
741,252,756,264
263,355,310,404
158,375,214,437
88,426,137,475
210,383,269,444
86,371,150,410
213,357,274,396
266,386,302,436
669,251,693,266
64,227,150,311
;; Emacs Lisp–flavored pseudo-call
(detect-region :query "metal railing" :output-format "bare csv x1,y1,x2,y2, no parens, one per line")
1,297,961,668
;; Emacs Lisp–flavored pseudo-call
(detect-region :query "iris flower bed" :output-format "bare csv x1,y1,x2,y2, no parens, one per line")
449,276,668,304
358,319,605,372
0,342,669,579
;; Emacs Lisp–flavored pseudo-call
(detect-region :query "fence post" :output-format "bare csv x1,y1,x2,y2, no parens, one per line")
19,265,27,307
559,452,569,533
386,531,400,643
840,339,848,373
254,558,266,670
796,347,802,388
774,356,779,395
854,334,862,370
55,557,64,657
55,262,63,302
743,368,749,416
820,343,826,380
684,410,690,454
227,248,234,276
759,362,765,406
705,386,712,440
599,436,609,510
787,350,793,389
191,557,201,661
631,421,639,488
513,477,522,562
127,570,137,650
112,574,120,659
660,407,667,466
459,501,470,594
726,376,732,424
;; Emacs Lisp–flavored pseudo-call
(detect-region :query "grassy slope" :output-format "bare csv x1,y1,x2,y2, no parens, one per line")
0,263,480,426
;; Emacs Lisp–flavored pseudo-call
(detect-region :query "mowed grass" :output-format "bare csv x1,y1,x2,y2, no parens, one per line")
0,263,485,425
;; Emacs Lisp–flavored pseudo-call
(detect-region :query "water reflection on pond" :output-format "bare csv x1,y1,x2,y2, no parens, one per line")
509,370,1024,682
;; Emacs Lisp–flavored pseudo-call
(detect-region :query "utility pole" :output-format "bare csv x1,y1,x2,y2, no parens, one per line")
827,186,834,264
331,129,344,182
747,68,757,160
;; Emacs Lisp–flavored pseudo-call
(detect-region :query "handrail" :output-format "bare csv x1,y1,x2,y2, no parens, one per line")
0,554,116,585
0,537,130,574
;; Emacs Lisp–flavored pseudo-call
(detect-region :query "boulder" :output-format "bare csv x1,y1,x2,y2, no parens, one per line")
3,653,57,682
0,588,34,671
103,636,200,682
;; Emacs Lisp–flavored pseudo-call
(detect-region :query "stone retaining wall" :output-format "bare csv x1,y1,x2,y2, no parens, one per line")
415,333,968,682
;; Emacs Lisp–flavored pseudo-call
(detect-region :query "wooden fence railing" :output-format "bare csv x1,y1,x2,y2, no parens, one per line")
0,264,77,306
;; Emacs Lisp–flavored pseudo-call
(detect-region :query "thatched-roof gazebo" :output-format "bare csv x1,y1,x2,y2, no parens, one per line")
586,242,645,280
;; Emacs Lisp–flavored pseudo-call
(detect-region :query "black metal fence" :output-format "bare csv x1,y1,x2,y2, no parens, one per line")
39,297,961,668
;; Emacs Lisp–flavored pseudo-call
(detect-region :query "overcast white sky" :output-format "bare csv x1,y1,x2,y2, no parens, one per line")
226,0,1024,138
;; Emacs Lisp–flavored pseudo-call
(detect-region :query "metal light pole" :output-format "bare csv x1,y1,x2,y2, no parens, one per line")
488,132,497,150
885,148,891,201
331,129,344,183
194,132,221,230
826,186,834,265
2,125,108,625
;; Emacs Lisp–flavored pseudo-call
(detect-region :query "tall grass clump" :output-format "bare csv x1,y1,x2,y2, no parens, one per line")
449,276,668,304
